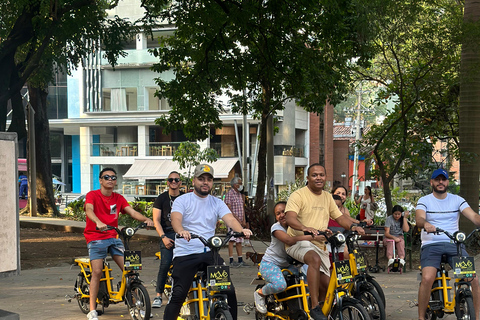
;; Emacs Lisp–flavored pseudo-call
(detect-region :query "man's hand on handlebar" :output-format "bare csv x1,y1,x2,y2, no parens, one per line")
355,226,365,235
241,229,253,238
178,230,191,241
424,222,436,233
96,221,108,231
144,218,154,227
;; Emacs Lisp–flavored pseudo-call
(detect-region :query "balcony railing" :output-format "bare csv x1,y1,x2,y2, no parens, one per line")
146,142,181,156
92,143,138,157
274,145,305,157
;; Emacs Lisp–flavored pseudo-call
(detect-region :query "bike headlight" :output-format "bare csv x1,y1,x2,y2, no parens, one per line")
125,227,135,237
209,236,223,248
455,231,466,243
335,233,346,244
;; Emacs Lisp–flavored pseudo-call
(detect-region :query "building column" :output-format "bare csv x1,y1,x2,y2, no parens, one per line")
138,125,147,157
80,126,92,194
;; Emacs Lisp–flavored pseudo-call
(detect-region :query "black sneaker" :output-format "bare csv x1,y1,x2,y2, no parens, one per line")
310,305,327,320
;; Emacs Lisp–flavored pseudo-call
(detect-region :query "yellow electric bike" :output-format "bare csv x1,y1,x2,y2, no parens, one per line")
67,223,151,320
422,227,479,320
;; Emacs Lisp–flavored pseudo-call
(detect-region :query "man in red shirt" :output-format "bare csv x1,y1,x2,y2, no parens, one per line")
84,167,154,320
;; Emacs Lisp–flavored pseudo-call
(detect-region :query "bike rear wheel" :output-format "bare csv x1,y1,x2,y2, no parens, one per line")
75,272,90,314
128,283,151,320
331,297,371,320
214,308,233,320
455,292,476,320
355,287,386,320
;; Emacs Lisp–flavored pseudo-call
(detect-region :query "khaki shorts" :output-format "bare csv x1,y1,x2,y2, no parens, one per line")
286,240,331,276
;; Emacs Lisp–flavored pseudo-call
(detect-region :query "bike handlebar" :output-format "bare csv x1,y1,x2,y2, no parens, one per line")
434,227,480,243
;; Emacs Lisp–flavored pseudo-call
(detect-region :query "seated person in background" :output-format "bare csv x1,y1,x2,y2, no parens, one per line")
254,201,325,314
384,205,410,267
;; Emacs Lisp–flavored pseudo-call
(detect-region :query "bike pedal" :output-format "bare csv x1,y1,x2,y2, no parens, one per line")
429,300,443,311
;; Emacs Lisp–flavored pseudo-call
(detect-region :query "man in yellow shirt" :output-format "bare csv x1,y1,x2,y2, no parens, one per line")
285,163,364,320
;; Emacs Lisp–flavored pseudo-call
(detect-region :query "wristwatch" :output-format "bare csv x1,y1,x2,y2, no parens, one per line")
160,234,166,239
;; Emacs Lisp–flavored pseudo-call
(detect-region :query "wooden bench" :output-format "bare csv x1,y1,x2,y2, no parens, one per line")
357,226,386,256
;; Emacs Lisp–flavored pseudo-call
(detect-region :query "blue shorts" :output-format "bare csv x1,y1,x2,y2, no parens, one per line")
421,242,468,269
87,238,125,261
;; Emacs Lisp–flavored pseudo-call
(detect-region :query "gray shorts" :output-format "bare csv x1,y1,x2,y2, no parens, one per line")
420,242,468,269
87,238,125,261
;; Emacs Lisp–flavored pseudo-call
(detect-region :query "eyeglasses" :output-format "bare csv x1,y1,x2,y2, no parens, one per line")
168,178,180,183
101,175,117,181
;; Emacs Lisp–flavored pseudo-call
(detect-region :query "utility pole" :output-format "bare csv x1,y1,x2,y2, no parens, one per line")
351,86,362,201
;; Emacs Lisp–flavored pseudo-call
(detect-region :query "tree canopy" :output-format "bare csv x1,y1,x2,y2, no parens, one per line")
147,0,379,207
354,0,463,212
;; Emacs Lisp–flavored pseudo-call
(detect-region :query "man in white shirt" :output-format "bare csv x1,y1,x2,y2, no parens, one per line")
163,164,252,320
416,168,480,320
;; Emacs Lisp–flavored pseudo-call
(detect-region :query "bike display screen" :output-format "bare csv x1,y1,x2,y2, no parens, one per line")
207,265,232,291
124,250,142,270
335,260,354,285
452,256,476,279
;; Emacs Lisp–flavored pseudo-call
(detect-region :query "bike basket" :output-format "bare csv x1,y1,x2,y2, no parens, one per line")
335,260,354,285
124,250,142,270
452,256,476,279
207,265,231,291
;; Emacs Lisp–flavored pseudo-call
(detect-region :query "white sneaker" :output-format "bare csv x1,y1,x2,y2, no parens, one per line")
387,259,394,267
399,259,405,266
87,310,98,320
254,290,267,314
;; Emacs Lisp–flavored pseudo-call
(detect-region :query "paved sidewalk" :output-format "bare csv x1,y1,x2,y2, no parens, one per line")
0,216,457,319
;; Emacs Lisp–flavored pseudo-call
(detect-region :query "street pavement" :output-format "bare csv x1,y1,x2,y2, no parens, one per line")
0,216,466,320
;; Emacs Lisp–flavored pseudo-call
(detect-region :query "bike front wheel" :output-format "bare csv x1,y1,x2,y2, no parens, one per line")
331,297,371,320
355,286,386,320
75,272,90,314
455,292,476,320
366,276,386,307
214,308,233,320
127,283,151,320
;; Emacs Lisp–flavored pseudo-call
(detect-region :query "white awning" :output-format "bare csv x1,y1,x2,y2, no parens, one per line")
123,158,239,180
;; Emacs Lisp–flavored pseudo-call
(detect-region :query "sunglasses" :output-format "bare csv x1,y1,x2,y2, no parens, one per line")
168,178,180,183
101,175,117,181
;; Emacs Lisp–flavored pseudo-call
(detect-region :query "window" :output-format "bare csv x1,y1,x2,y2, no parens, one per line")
102,88,137,111
147,87,169,110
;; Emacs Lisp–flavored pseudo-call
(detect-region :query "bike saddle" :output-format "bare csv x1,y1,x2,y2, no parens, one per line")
441,254,448,264
286,255,303,267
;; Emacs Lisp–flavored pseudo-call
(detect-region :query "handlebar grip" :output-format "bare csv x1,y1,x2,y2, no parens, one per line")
232,232,245,238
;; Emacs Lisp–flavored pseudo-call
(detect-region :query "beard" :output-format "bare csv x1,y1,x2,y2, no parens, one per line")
432,185,447,194
194,184,211,196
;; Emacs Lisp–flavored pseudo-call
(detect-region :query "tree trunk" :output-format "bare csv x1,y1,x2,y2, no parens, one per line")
27,83,59,216
459,0,480,232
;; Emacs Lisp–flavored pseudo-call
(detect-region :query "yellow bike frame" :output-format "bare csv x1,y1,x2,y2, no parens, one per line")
75,257,132,303
256,268,310,320
431,268,455,313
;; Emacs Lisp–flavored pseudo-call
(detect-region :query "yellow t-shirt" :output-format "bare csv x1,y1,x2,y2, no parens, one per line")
286,187,342,249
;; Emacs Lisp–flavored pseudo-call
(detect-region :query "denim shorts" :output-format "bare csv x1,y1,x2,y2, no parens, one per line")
420,242,468,269
87,238,125,261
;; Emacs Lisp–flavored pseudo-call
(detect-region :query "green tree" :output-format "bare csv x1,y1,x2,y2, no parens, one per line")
147,0,377,209
172,141,218,190
354,0,463,213
0,0,138,215
459,0,480,231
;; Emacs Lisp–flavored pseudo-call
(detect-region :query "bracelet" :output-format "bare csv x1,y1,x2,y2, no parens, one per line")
350,223,358,231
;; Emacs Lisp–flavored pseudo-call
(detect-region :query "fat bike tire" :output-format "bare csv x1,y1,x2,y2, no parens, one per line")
455,292,476,320
214,308,233,320
128,283,151,320
356,287,386,320
331,297,371,320
75,272,90,314
366,276,386,308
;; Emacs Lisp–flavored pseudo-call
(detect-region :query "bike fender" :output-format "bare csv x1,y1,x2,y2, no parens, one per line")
211,300,229,319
